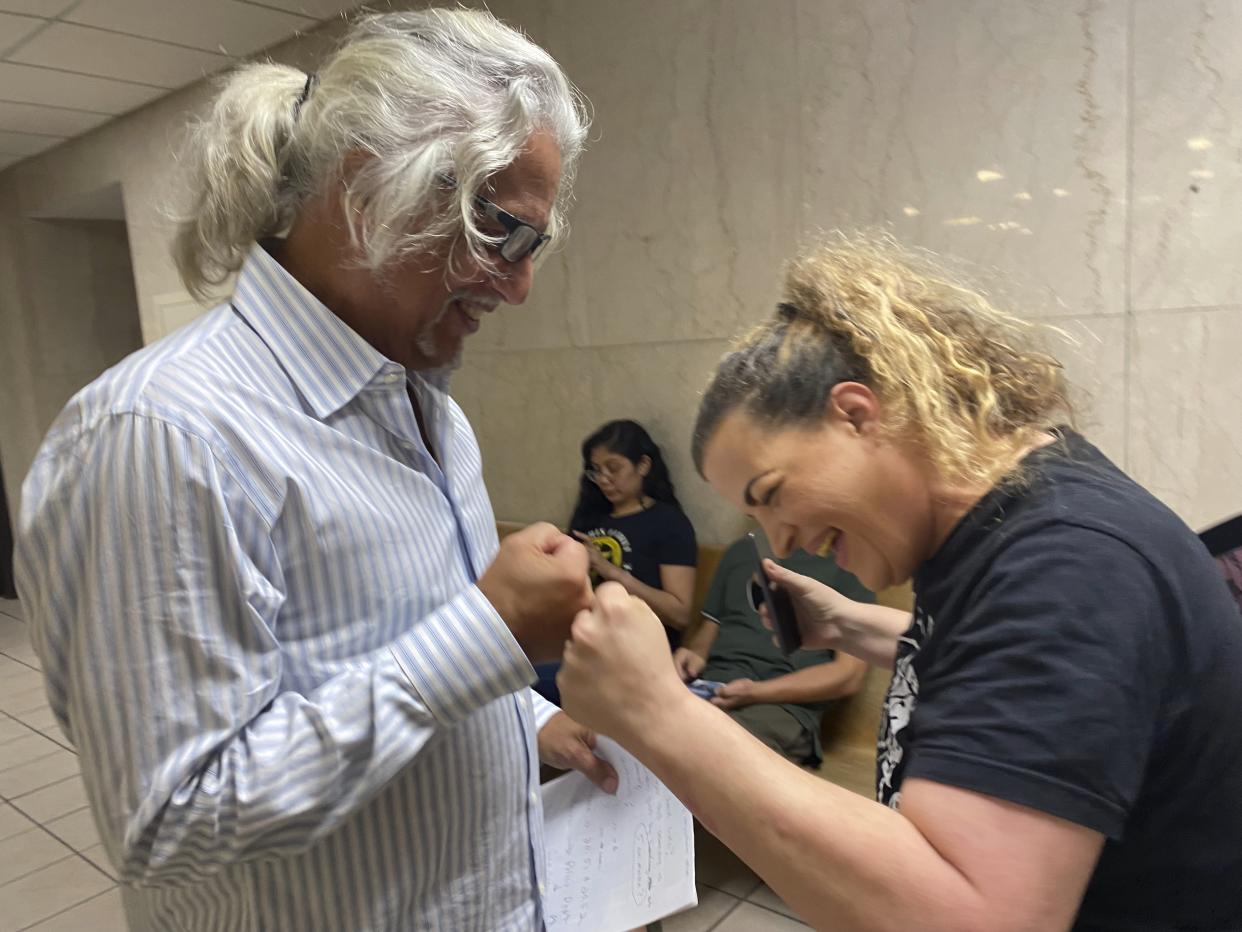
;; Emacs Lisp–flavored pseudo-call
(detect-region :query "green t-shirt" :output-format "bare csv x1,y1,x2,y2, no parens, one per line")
700,538,875,758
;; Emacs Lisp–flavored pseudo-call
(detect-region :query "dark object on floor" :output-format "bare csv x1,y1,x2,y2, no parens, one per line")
1199,513,1242,614
0,458,15,600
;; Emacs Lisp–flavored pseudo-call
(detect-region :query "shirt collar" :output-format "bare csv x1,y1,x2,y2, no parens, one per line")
231,243,398,418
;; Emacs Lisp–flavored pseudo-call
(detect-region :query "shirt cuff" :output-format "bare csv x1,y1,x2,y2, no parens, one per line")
530,688,562,731
389,584,535,725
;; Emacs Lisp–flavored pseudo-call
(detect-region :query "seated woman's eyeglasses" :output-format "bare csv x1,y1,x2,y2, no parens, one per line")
584,464,625,485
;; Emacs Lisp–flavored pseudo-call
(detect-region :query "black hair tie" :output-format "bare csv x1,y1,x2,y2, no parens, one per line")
293,72,318,119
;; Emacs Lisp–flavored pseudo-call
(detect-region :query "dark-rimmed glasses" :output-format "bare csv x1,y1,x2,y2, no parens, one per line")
439,174,550,263
473,191,551,264
583,462,627,485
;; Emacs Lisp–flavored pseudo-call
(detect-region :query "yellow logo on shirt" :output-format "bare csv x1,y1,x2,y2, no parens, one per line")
587,534,624,568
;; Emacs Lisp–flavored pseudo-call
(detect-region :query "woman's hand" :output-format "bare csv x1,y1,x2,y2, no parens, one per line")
672,647,706,682
761,559,912,668
572,530,620,581
760,559,858,651
558,582,692,744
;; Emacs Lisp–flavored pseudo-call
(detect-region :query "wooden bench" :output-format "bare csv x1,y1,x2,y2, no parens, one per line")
497,522,912,797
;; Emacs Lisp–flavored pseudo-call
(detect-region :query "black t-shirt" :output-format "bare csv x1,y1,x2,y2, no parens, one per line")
573,501,697,644
879,429,1242,931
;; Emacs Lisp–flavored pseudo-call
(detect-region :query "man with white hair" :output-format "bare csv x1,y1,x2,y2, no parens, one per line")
16,10,609,931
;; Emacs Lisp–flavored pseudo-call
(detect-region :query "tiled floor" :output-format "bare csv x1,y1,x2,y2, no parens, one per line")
0,598,125,931
0,596,807,930
666,828,811,931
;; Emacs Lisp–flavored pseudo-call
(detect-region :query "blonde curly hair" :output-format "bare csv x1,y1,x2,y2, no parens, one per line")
692,233,1074,489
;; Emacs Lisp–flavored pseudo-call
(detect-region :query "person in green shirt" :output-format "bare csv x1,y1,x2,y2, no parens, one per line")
673,537,872,766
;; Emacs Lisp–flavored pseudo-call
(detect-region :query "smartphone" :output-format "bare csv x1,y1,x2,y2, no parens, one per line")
747,532,802,655
687,678,725,700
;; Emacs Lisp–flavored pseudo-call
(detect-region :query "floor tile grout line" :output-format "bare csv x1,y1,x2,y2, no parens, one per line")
0,711,76,754
0,804,114,889
0,704,51,722
0,650,40,673
700,879,759,897
0,774,110,885
0,714,72,747
744,899,807,924
23,728,74,754
0,849,78,890
696,876,810,927
2,724,41,747
706,894,745,931
74,844,118,883
10,798,91,829
0,793,46,834
35,807,89,839
5,772,84,806
1,769,85,810
65,845,117,884
1,718,58,742
16,884,119,932
0,797,90,849
0,748,63,777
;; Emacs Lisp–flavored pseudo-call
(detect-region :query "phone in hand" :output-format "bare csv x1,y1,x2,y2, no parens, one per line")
747,532,802,655
687,678,725,700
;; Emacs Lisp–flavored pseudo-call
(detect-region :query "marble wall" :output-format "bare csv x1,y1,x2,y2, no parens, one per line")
454,0,1242,540
0,26,342,514
1,0,1240,541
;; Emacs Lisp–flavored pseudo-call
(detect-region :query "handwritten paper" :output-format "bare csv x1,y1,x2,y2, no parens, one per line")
541,736,696,932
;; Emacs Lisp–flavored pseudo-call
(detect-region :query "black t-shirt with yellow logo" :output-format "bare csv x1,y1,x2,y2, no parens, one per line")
572,500,697,646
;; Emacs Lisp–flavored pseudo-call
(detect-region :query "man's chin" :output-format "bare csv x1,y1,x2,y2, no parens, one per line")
412,332,465,373
409,351,463,376
423,352,463,376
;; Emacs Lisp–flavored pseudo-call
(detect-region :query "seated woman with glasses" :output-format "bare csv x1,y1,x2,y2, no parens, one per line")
533,420,697,704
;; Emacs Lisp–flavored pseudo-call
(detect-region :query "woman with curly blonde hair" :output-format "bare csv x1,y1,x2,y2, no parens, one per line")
559,235,1242,931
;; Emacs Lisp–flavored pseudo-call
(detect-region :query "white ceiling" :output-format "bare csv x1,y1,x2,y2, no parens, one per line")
0,0,365,172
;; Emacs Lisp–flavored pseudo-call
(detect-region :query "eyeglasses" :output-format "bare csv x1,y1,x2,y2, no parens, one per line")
584,463,627,485
438,174,550,264
473,191,551,264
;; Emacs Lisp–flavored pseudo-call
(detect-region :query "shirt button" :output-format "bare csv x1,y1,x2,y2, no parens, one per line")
538,882,547,896
530,791,539,805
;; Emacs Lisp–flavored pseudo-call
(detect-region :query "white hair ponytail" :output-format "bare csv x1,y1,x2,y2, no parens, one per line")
171,8,590,300
172,63,308,299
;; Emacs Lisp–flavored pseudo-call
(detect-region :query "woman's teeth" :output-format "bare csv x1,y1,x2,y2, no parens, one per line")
816,529,841,557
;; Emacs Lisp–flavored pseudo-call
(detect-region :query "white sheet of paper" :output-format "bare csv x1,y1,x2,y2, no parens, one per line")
541,736,696,932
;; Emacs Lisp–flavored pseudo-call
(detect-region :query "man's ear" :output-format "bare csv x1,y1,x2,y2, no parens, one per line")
339,147,373,181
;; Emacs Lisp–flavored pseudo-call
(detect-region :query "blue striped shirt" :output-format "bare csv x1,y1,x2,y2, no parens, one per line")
16,244,560,931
